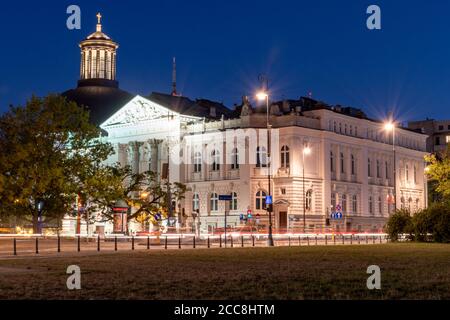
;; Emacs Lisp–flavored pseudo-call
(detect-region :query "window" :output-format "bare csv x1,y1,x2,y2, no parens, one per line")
415,198,420,212
231,192,238,210
447,136,450,144
341,194,347,212
369,196,373,215
281,145,290,168
408,197,412,211
256,146,267,168
305,190,312,210
192,193,200,211
355,127,358,136
436,137,441,145
405,164,409,182
414,165,417,184
368,158,372,177
231,148,239,170
331,193,336,211
280,188,286,195
333,121,337,132
340,152,345,173
376,160,381,178
194,152,202,173
211,150,220,171
210,193,218,212
385,161,389,179
330,151,335,172
339,123,342,133
401,197,405,209
439,125,444,130
352,195,357,214
345,124,348,135
256,190,267,210
378,197,382,215
351,154,355,175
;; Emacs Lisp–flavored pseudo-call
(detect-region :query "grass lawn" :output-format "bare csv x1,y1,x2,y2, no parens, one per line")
0,243,448,300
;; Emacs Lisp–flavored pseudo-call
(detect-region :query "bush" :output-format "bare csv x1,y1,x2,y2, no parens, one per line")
414,203,450,243
385,209,413,241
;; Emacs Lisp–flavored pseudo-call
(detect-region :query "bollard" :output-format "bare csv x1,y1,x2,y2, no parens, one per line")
132,236,135,250
252,236,255,247
299,236,301,246
325,235,328,245
114,236,118,251
315,236,318,246
373,236,375,244
165,236,168,250
379,235,382,244
147,236,150,250
366,235,368,244
307,236,310,246
350,235,353,245
241,236,244,247
231,236,233,248
208,237,210,248
13,238,17,256
57,235,61,253
219,235,222,248
334,235,336,245
193,236,196,248
179,236,181,249
77,235,81,252
288,236,291,247
358,236,360,245
35,237,39,254
342,235,345,245
97,235,100,252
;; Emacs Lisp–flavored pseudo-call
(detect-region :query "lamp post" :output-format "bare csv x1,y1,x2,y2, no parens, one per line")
256,89,274,247
384,120,396,211
302,143,311,233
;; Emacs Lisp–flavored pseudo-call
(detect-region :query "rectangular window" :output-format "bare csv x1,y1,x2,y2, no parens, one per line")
446,136,450,143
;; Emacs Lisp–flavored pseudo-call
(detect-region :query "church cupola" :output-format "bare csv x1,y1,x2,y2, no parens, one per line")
78,13,119,88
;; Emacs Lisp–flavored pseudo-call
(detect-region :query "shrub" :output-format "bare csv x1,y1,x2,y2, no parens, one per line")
414,203,450,243
385,209,413,241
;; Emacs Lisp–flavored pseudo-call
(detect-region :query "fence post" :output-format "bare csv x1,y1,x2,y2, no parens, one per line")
373,236,375,244
13,238,17,256
147,236,150,250
57,235,61,253
358,236,360,245
299,236,301,246
165,236,168,250
219,235,222,248
193,236,196,248
350,235,353,245
288,236,291,247
115,236,118,251
132,236,135,250
342,235,345,245
241,236,244,247
366,235,368,244
379,235,382,244
35,237,39,254
307,236,310,246
252,236,255,247
315,236,318,246
97,235,100,252
208,237,210,248
77,235,80,252
179,236,181,249
334,235,336,245
325,235,328,245
231,236,233,248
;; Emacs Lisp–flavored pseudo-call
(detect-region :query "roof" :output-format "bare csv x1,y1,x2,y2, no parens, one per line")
148,92,233,119
62,85,134,126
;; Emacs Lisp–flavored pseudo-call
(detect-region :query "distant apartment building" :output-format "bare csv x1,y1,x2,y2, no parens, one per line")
408,119,450,153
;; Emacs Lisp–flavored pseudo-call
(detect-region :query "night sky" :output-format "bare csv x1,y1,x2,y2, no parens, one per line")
1,0,450,123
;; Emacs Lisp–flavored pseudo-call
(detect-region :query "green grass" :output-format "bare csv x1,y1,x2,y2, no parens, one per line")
0,243,449,299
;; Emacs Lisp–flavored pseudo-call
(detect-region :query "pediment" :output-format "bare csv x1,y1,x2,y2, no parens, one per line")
100,95,179,128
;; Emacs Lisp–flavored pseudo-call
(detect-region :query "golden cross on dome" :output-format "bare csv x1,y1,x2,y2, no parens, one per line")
96,12,102,24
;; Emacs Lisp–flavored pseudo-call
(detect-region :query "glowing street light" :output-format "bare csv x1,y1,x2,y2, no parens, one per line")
256,91,268,101
140,192,149,199
384,119,397,212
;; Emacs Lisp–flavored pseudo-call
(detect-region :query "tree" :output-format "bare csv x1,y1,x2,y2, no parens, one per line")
425,146,450,200
385,208,413,241
0,95,112,233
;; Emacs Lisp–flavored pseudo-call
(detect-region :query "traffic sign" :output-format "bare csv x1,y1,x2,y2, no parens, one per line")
336,204,342,212
219,195,232,201
265,195,273,205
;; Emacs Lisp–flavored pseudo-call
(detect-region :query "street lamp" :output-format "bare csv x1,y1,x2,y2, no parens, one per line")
256,90,274,247
384,120,396,211
302,144,311,233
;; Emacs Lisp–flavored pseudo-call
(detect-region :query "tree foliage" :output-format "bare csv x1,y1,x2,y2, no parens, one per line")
424,146,450,199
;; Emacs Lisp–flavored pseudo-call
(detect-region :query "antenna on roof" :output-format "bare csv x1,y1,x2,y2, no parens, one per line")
171,57,178,96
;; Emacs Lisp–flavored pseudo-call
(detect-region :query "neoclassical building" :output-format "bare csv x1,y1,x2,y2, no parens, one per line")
62,15,428,234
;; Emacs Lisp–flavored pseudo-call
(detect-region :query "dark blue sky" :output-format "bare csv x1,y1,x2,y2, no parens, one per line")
1,0,450,123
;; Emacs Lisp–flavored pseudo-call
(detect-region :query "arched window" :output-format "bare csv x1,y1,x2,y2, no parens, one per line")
194,152,202,173
210,193,218,212
352,195,357,214
376,160,381,178
231,148,239,170
369,196,373,215
351,154,355,175
281,145,290,168
256,146,267,168
378,196,382,215
305,189,312,210
192,193,200,211
211,150,220,171
231,192,238,210
255,190,267,210
341,194,347,212
330,151,335,172
340,152,345,173
368,158,372,177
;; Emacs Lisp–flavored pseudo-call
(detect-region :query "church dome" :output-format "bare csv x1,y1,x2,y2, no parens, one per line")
62,13,134,126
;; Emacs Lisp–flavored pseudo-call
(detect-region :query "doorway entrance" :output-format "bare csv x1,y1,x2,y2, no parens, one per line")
279,211,288,231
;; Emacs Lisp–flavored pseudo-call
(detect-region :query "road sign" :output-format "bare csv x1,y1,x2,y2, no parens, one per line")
336,204,342,212
265,195,273,205
219,195,232,201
